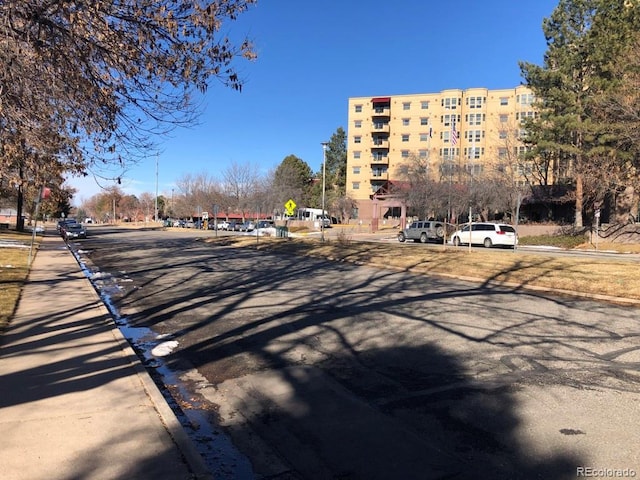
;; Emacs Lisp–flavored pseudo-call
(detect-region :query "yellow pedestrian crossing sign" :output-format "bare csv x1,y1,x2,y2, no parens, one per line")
284,199,296,216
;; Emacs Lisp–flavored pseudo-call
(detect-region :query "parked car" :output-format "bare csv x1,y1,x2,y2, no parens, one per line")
27,224,45,234
397,220,446,243
318,215,331,228
218,221,230,230
256,220,274,229
57,219,77,233
240,221,255,232
64,223,87,240
450,222,518,248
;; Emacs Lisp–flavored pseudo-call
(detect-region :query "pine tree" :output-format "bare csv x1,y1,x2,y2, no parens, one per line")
520,0,638,227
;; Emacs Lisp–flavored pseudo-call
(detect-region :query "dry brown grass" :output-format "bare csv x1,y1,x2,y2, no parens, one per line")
0,231,37,329
208,236,640,303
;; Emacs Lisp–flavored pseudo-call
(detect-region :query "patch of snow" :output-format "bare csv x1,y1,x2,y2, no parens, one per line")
151,340,179,357
0,241,29,249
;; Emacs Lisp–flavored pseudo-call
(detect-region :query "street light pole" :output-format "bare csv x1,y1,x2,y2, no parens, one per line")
154,153,159,222
321,141,329,242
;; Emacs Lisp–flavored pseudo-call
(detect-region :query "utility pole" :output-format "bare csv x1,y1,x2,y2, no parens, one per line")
321,141,329,242
155,154,159,222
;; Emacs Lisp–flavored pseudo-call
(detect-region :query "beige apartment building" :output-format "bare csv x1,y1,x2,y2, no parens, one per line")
346,86,536,223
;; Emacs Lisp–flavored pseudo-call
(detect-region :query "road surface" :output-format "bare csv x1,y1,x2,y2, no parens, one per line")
75,227,640,480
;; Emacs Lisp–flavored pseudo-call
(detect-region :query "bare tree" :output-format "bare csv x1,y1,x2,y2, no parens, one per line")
1,1,256,228
222,161,260,220
395,153,447,220
138,192,156,221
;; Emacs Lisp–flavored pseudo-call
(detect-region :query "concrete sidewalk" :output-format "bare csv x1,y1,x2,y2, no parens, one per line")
0,233,211,480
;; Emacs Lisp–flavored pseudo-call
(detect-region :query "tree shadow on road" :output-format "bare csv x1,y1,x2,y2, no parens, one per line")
77,234,640,479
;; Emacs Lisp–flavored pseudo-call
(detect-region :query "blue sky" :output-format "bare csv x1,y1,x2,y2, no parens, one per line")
67,0,559,204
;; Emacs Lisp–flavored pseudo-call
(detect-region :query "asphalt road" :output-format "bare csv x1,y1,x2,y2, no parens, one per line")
75,227,640,480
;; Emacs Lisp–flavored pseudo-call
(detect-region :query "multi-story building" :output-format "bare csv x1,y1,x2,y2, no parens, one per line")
346,86,536,224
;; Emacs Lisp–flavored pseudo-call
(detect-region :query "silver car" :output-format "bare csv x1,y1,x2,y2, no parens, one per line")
397,221,445,243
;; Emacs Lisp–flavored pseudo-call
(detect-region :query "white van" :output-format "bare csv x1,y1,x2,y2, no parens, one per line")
450,223,518,248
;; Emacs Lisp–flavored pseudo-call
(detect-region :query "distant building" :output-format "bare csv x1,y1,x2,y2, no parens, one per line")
346,86,538,223
0,208,18,225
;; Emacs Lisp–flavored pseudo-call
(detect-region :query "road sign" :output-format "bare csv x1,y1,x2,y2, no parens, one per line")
202,211,209,220
285,199,296,216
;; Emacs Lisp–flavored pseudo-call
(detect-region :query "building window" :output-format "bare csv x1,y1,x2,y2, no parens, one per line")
499,130,508,139
354,120,362,128
515,146,532,156
498,148,508,159
402,118,410,126
516,111,536,123
442,97,459,109
440,147,458,159
419,149,428,158
401,150,409,158
352,166,360,174
465,130,482,142
353,151,361,159
500,97,509,106
442,114,458,126
352,182,360,190
372,166,388,177
466,164,484,175
402,102,411,110
421,100,429,109
517,93,534,106
442,131,455,143
420,117,429,126
354,136,361,144
419,133,429,142
466,96,485,109
466,113,485,125
355,104,362,113
401,134,410,142
500,114,508,123
465,147,483,159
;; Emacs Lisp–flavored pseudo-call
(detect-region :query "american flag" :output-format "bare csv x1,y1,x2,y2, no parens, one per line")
450,117,458,146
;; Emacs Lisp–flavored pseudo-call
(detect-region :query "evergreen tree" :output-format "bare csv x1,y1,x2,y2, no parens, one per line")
520,0,637,227
273,155,313,209
325,127,348,196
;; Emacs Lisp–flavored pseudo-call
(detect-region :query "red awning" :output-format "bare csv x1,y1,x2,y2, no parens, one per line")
371,97,390,103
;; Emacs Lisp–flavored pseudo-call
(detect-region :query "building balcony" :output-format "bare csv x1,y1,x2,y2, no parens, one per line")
371,170,389,180
371,139,389,149
371,107,390,117
370,155,389,165
371,124,390,133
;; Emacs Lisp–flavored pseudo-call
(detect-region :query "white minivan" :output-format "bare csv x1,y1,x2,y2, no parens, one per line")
450,222,518,248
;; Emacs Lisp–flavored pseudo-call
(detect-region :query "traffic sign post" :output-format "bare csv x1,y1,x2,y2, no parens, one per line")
595,208,600,251
213,205,219,236
285,199,296,217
